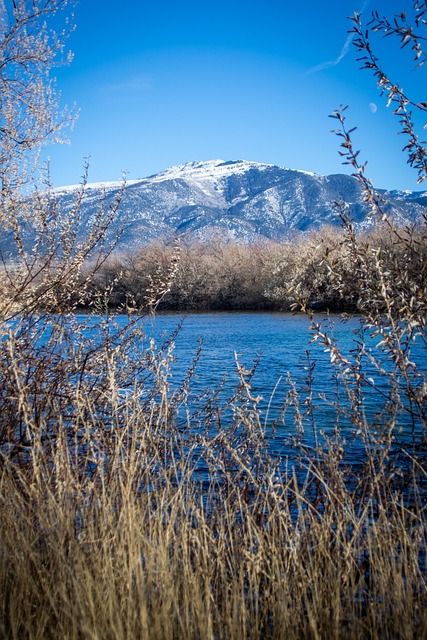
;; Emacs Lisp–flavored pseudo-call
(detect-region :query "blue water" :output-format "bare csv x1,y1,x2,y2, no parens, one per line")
12,310,424,485
18,309,419,472
101,311,426,464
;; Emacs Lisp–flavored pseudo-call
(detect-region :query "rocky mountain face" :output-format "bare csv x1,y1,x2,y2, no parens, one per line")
4,160,427,254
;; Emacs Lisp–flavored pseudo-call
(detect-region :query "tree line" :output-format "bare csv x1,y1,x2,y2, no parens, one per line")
77,223,427,313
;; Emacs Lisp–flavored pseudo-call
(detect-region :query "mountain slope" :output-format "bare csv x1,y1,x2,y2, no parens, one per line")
4,160,427,254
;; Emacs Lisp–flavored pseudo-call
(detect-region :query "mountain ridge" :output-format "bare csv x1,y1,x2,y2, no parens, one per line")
5,160,427,255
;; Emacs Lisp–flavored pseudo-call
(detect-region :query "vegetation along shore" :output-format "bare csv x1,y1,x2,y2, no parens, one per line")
0,2,426,638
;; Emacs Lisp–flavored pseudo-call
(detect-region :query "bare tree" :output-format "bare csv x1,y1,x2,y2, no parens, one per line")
0,0,74,201
313,2,427,458
0,1,129,318
350,2,427,184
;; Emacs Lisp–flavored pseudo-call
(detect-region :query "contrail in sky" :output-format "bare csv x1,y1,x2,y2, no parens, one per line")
307,0,370,74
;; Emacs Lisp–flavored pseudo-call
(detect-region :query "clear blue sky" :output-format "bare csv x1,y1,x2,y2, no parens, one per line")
45,0,427,191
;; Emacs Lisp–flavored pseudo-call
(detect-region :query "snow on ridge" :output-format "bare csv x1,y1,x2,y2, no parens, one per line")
283,167,319,178
144,160,322,185
53,179,143,194
388,188,427,197
53,161,322,192
145,159,277,184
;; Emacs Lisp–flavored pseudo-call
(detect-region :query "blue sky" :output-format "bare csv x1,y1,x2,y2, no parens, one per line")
45,0,426,191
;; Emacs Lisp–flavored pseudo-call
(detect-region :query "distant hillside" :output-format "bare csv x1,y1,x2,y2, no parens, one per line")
2,160,426,255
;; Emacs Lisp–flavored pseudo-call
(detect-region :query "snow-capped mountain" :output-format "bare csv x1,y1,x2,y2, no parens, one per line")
6,160,427,253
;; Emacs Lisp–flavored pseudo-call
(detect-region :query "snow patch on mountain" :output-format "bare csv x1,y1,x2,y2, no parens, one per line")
5,159,424,256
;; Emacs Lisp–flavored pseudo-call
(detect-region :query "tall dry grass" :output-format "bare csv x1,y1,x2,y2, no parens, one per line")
0,318,426,639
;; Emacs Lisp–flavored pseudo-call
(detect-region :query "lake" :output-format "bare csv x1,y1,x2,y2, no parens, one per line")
96,311,426,467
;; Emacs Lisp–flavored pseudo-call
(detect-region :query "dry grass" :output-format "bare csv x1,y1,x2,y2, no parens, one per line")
0,318,426,639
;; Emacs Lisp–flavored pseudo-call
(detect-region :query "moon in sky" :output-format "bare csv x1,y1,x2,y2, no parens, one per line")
369,102,378,113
